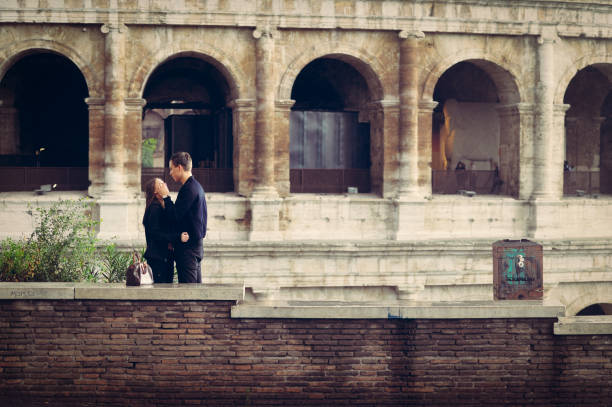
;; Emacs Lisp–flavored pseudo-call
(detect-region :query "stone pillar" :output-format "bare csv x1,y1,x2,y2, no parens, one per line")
365,100,399,197
97,23,138,241
228,98,256,196
101,23,128,198
532,31,559,200
397,30,424,198
252,27,277,196
86,97,106,197
124,97,146,196
0,106,19,154
249,27,282,241
394,99,436,240
417,100,438,197
495,103,531,198
275,99,295,197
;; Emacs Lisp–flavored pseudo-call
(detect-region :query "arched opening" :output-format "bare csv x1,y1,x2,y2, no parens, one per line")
576,303,612,316
141,56,233,192
431,60,511,196
289,57,372,194
564,64,612,196
0,52,89,191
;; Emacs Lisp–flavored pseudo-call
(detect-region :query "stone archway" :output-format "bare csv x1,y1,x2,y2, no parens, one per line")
278,44,386,103
128,47,245,102
422,49,523,104
0,39,100,98
278,45,387,195
0,46,92,191
558,57,612,196
423,52,523,197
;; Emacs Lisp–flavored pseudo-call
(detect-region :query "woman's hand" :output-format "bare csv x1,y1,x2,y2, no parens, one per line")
181,232,189,243
158,182,170,198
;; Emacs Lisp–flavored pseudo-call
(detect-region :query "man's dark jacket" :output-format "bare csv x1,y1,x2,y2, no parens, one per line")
171,176,207,248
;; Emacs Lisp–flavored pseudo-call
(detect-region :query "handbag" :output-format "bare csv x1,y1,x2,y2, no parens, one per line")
126,252,154,286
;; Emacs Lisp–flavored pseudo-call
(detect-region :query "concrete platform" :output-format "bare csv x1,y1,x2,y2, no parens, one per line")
0,282,245,301
554,316,612,335
231,300,565,320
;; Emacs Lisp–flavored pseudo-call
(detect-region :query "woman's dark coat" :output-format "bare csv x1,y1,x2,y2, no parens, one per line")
142,197,177,262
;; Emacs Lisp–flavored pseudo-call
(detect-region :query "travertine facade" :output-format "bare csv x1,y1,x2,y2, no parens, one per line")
0,0,611,313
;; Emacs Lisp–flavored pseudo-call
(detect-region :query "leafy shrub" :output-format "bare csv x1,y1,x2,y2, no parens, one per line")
98,243,133,283
0,199,136,283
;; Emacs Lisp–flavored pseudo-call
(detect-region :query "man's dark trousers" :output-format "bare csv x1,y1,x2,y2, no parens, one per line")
176,239,203,283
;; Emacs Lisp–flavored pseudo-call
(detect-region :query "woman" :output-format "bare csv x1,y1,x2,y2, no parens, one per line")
142,178,178,283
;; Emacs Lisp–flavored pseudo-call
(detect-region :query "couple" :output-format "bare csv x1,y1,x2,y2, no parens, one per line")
143,152,207,284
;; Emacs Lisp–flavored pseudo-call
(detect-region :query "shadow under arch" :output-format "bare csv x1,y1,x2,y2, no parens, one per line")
278,45,386,102
128,47,245,101
565,285,612,316
422,50,523,105
554,53,612,105
0,39,99,98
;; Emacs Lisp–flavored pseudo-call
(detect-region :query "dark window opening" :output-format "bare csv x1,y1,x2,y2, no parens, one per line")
142,57,233,192
564,65,612,196
0,52,89,191
290,58,371,194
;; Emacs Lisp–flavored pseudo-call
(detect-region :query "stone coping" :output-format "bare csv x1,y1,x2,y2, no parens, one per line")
554,316,612,335
231,300,566,320
0,282,244,301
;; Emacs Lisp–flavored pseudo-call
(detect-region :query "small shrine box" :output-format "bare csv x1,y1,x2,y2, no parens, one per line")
492,239,543,300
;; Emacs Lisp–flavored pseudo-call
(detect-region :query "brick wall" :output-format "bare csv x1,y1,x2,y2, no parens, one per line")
0,300,611,406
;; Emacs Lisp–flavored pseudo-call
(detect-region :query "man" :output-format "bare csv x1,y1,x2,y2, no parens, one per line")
168,152,207,283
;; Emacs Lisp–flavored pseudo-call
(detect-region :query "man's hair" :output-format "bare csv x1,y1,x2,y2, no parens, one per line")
170,152,192,172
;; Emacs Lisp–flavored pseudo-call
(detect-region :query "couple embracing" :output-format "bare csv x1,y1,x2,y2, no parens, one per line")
143,152,207,284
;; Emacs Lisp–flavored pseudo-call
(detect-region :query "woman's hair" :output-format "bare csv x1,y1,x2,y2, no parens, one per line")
144,178,159,208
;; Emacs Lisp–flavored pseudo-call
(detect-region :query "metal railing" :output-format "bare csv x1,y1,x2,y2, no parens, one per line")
432,170,500,195
289,169,371,194
0,167,88,191
141,168,234,193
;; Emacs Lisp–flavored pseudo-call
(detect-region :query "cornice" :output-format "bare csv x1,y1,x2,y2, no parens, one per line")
0,1,611,38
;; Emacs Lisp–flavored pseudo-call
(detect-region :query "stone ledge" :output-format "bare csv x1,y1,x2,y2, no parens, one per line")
231,300,565,320
0,282,244,301
554,316,612,335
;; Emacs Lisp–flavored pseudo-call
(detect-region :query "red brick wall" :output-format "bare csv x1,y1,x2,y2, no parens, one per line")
0,300,611,406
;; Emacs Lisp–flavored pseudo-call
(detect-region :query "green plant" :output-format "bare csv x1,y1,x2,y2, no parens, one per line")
0,238,37,282
98,243,132,283
142,137,158,168
0,199,99,282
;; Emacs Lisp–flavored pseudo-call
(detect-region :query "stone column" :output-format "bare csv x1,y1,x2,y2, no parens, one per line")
252,27,277,196
228,98,256,196
249,27,282,241
97,23,138,241
397,30,424,198
85,97,105,197
532,31,559,200
495,103,531,198
417,100,438,197
124,97,146,196
275,99,296,197
101,23,128,198
394,99,436,240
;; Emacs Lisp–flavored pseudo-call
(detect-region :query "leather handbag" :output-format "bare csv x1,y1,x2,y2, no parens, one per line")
126,252,154,286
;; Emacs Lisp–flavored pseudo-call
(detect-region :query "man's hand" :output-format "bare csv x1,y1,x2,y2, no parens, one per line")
181,232,189,243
